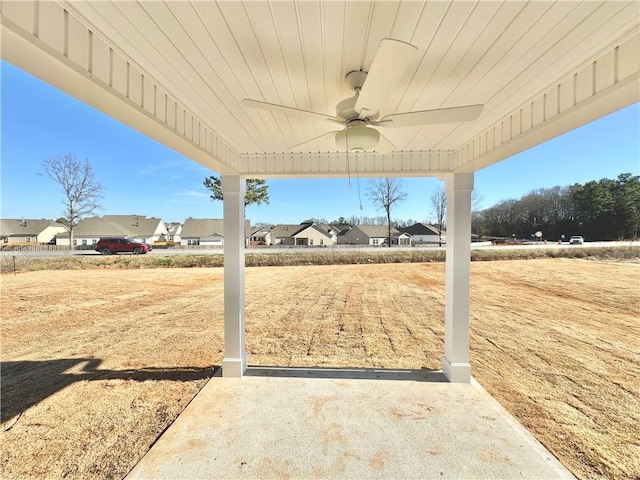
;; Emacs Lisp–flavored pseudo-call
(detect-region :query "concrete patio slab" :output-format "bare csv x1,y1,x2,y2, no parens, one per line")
125,367,575,479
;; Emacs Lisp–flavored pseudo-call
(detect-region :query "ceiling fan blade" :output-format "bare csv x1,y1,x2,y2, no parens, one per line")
242,99,341,124
354,39,418,119
374,132,395,154
289,131,341,150
376,104,484,128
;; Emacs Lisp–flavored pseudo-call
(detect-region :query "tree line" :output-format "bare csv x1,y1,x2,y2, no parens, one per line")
473,174,639,241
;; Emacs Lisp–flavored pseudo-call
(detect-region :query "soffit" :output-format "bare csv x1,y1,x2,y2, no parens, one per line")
2,1,638,177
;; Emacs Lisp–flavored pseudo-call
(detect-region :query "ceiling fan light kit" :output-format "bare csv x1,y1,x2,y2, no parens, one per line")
242,38,484,154
335,121,380,153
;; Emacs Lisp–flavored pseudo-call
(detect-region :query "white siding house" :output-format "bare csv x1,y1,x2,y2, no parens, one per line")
55,215,168,247
400,223,446,245
0,219,67,245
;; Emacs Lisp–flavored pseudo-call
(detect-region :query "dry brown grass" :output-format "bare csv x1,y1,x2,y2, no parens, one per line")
1,259,638,479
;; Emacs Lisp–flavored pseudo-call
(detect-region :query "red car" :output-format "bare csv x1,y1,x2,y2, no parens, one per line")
96,237,152,255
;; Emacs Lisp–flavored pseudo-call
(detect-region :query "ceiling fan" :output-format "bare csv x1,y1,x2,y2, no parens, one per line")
242,38,483,154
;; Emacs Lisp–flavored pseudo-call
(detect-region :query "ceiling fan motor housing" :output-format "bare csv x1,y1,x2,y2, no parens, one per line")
337,71,380,122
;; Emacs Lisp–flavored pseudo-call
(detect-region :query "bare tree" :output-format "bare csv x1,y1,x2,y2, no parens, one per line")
430,186,447,246
41,153,104,250
366,178,407,247
471,191,485,235
431,185,483,245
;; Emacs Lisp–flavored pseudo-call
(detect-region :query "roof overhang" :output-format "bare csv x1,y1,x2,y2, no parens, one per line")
1,1,638,178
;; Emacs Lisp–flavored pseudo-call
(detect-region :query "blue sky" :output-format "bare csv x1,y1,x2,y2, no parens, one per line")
1,61,638,225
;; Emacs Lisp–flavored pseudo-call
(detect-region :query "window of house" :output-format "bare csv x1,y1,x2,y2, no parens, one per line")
25,237,32,242
92,239,97,245
73,239,77,245
372,238,379,245
309,239,313,245
320,239,324,245
82,239,87,245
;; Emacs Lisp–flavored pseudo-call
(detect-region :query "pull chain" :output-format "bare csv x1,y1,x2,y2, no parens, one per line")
356,152,363,210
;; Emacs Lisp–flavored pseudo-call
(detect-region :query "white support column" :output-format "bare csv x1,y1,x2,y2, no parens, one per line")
441,172,474,383
222,175,247,378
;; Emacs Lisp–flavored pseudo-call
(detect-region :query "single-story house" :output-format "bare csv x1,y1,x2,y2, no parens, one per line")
55,215,168,247
0,218,67,244
269,222,334,246
180,218,251,246
338,225,411,246
399,223,446,245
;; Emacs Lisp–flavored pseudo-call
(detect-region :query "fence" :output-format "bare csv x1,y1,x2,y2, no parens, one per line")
0,242,448,253
0,244,95,252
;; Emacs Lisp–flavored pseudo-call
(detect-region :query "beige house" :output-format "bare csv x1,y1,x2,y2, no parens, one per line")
181,218,251,246
55,215,168,247
0,218,66,245
269,223,334,246
339,225,411,246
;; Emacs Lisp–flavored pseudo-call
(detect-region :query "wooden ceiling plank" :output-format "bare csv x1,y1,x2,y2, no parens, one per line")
135,1,263,152
322,2,347,118
199,2,300,151
267,1,320,145
88,1,253,152
399,2,503,151
431,1,593,150
171,2,287,152
297,0,335,143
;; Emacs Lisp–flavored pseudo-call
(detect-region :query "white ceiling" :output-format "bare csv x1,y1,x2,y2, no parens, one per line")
1,1,639,177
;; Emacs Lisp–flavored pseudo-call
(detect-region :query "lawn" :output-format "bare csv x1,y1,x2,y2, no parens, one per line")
1,259,638,479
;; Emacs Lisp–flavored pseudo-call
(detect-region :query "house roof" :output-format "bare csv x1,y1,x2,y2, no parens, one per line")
400,223,445,236
270,223,333,239
351,225,402,238
165,222,182,235
72,215,165,237
270,224,305,238
181,218,251,239
0,219,64,236
296,224,333,239
335,225,353,236
249,226,271,236
317,223,339,235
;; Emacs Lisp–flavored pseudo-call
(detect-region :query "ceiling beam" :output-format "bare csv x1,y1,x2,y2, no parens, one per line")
237,151,456,178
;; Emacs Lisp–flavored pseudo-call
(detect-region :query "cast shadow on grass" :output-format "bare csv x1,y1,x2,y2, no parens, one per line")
0,359,219,425
243,366,447,382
